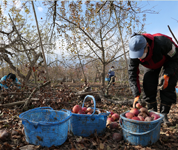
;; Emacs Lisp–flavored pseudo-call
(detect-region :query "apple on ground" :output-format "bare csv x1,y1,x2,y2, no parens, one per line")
109,122,118,129
112,133,122,141
107,117,114,125
111,113,119,121
109,110,114,116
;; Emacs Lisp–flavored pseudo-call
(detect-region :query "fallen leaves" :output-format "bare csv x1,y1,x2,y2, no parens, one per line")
0,129,11,141
0,84,178,150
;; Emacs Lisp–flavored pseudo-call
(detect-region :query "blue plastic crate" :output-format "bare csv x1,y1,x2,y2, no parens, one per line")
69,95,110,137
119,110,164,146
19,107,72,147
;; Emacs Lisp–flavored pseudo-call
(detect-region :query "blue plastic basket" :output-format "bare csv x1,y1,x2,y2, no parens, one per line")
105,78,110,81
19,107,72,147
119,110,164,146
69,95,110,137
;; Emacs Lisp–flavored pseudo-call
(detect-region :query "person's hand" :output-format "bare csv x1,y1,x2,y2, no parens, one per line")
133,96,146,108
133,96,140,108
158,75,169,90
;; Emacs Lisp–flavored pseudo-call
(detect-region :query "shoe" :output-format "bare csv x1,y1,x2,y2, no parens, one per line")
160,104,172,126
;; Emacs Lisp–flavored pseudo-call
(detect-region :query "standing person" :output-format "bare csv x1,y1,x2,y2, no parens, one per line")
128,33,178,126
108,66,115,85
0,73,21,90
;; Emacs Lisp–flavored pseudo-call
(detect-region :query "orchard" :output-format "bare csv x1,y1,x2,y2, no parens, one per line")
0,0,178,150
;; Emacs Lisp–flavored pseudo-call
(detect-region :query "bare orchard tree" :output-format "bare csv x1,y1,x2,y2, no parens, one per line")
44,1,155,86
0,16,53,83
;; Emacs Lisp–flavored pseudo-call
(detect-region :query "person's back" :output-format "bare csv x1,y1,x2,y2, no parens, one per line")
108,66,115,77
107,66,115,85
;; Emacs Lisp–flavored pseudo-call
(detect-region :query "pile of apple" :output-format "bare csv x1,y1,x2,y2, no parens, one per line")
106,111,120,129
125,105,160,121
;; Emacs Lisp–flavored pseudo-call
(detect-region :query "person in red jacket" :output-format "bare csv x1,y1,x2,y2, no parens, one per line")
128,33,178,126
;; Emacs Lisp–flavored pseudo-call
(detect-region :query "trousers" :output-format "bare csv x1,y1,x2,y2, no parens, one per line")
142,67,178,106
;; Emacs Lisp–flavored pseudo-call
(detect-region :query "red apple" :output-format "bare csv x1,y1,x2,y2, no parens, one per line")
125,112,134,119
145,117,153,121
136,103,143,109
109,122,118,129
149,112,155,117
151,114,160,120
130,108,139,116
72,105,82,113
112,113,120,121
87,112,92,114
78,110,85,114
132,117,140,121
109,110,114,116
107,117,114,125
87,107,93,113
82,107,87,113
112,133,122,141
138,116,144,121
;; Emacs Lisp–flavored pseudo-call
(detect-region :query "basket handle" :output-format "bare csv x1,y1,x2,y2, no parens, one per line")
82,95,96,116
119,119,161,135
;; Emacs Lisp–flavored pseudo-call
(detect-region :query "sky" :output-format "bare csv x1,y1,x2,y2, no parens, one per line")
140,1,178,43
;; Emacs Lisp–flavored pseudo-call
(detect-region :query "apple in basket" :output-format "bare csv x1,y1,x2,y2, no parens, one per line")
138,116,144,121
130,108,139,116
132,117,140,121
78,110,85,114
72,105,82,113
86,107,93,113
125,112,134,119
136,103,143,109
151,113,160,120
82,107,87,113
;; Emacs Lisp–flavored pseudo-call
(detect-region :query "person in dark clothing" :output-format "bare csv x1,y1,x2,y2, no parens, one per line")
0,73,21,90
108,66,115,85
128,33,178,126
